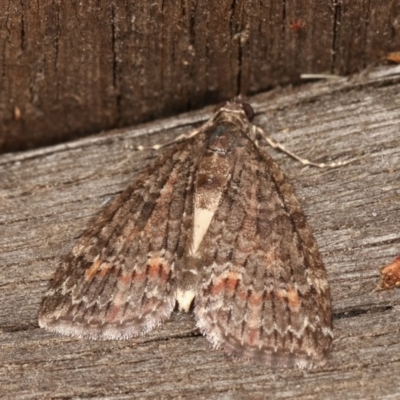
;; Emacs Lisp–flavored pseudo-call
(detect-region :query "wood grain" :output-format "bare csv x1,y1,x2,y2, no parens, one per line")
1,65,400,399
1,0,399,153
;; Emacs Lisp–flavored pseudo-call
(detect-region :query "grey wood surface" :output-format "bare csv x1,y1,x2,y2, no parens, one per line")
1,65,400,399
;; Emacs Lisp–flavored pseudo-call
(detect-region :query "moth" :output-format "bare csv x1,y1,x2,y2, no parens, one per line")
39,99,333,368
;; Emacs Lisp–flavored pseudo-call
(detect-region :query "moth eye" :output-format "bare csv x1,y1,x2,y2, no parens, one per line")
241,103,254,122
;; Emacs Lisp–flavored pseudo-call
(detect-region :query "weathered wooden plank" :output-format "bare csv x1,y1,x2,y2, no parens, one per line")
1,65,400,399
2,1,399,153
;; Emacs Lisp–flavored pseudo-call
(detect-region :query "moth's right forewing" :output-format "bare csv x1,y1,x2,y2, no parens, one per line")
195,138,333,368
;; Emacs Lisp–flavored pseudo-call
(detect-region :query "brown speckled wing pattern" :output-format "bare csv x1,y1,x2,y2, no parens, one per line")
39,99,332,368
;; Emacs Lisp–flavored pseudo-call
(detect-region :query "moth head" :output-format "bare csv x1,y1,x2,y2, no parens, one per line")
214,98,255,122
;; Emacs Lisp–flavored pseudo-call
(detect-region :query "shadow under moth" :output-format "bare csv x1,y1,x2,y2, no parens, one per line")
39,99,334,369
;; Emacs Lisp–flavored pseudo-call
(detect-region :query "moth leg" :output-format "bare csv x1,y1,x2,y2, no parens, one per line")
252,126,358,169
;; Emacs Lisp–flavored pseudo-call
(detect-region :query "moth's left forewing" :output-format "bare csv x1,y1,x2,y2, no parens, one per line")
39,137,205,339
194,128,333,368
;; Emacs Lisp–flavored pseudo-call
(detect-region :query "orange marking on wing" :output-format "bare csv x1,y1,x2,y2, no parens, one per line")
120,273,133,285
211,279,225,296
287,288,301,312
136,269,149,281
107,305,120,322
148,263,160,277
247,328,259,346
85,259,103,280
159,263,171,282
128,257,172,284
248,292,263,307
225,277,239,292
147,257,171,279
211,272,241,297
